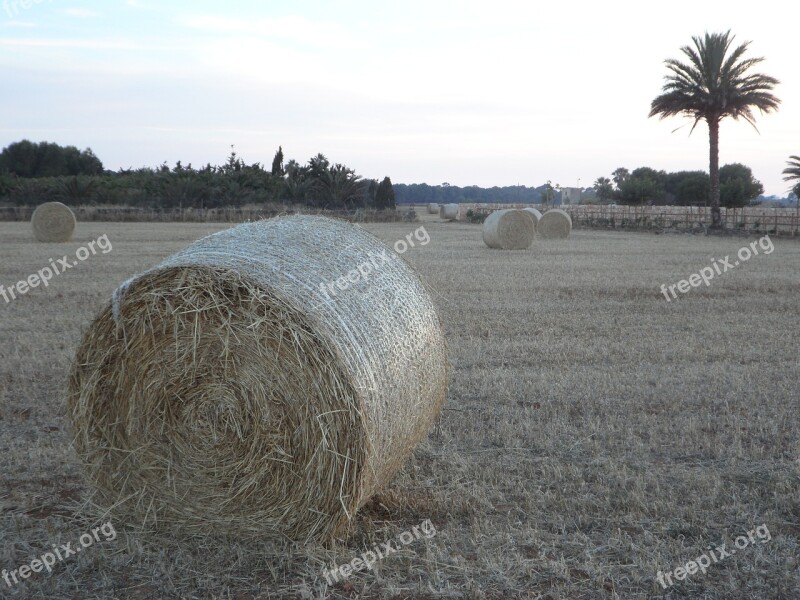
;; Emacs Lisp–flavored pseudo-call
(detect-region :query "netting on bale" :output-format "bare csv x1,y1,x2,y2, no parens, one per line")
68,215,449,543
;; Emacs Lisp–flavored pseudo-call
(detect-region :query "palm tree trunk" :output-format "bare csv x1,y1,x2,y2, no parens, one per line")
708,117,722,228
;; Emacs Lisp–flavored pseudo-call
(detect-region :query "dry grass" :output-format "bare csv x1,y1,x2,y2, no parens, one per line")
0,217,798,599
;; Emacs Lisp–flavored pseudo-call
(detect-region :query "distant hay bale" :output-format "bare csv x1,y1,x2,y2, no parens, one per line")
538,209,572,239
427,203,439,214
440,203,459,220
482,209,535,250
31,202,76,242
523,207,542,233
68,215,449,542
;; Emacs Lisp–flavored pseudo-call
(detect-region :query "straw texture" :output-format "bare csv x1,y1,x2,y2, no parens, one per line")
440,204,459,220
427,203,439,214
482,209,535,250
31,202,76,242
68,215,449,543
523,208,542,233
538,209,573,239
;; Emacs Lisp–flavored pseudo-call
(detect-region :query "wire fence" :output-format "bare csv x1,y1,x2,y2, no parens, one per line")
452,204,800,236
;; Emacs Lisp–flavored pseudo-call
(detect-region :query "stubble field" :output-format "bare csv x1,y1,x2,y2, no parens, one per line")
0,214,798,599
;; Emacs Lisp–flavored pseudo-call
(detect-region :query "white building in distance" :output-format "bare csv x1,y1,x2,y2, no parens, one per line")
559,187,582,205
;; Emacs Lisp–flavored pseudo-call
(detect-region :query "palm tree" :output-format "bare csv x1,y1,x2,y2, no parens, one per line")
649,31,780,228
783,155,800,219
593,177,613,201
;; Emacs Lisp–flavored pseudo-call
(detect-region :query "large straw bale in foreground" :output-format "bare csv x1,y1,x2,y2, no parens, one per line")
31,202,76,242
427,203,439,214
482,209,535,250
538,208,572,239
68,215,449,542
440,203,459,220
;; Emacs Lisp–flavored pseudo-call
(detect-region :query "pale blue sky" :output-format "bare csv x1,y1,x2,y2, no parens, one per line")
2,0,797,195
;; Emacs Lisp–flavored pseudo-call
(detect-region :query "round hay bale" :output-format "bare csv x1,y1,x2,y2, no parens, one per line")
427,203,439,214
538,209,572,239
68,215,449,542
440,203,459,220
482,209,535,250
31,202,76,242
523,207,542,233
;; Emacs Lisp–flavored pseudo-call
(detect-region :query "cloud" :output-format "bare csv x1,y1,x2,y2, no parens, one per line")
61,8,101,18
0,38,139,49
179,14,363,50
1,20,36,28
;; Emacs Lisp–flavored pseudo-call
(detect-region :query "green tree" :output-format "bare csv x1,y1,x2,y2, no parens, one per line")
0,140,103,177
665,171,710,205
284,159,302,181
58,175,97,204
615,167,666,205
540,180,556,207
783,155,800,217
593,177,614,201
374,176,396,211
364,179,378,207
222,145,244,174
328,163,363,208
649,31,780,227
611,168,629,190
271,146,284,177
305,153,330,207
719,163,763,207
281,177,309,205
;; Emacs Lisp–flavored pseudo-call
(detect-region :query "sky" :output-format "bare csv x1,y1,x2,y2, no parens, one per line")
1,0,797,196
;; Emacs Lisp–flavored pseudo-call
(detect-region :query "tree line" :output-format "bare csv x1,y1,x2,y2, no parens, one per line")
592,164,764,207
394,168,775,207
393,182,547,205
0,141,396,211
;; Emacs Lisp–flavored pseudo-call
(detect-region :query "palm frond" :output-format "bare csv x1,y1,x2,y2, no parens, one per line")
783,156,800,181
649,30,780,132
